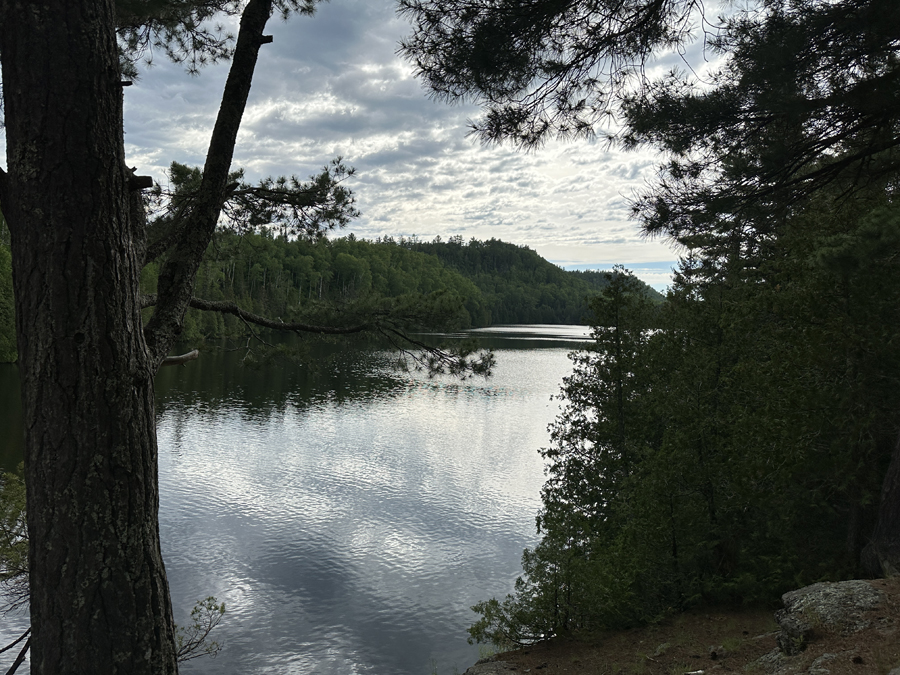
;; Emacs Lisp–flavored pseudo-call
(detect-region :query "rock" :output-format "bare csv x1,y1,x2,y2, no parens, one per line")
775,610,814,656
806,652,838,674
806,650,860,674
774,580,886,655
750,647,789,675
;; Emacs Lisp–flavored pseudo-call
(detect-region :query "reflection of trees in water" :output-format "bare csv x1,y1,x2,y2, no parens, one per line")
154,345,408,427
398,377,516,401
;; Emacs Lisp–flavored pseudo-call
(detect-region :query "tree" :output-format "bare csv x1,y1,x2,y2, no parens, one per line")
399,0,900,193
468,196,900,645
0,466,225,672
0,3,276,671
624,0,900,239
398,0,703,147
400,0,900,576
0,1,488,672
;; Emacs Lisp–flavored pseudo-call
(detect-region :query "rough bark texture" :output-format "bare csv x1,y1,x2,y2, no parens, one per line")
862,435,900,578
0,1,179,673
0,0,278,671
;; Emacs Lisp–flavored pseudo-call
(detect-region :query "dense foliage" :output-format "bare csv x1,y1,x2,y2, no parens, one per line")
470,195,900,646
423,0,900,649
165,231,661,343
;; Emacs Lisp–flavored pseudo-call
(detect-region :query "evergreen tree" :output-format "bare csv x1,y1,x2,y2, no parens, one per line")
468,195,900,646
0,2,486,672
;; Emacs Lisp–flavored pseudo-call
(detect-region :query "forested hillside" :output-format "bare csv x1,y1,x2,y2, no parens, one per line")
409,236,662,324
0,225,660,361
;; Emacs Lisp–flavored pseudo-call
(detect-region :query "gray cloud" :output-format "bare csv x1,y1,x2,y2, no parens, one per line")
114,0,679,288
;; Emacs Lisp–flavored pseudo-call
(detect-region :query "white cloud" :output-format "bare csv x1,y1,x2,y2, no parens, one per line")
120,1,682,287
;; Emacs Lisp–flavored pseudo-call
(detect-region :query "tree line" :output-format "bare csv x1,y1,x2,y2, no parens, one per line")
0,225,660,361
164,231,661,341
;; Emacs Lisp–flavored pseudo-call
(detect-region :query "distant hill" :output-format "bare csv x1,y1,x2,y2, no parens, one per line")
405,236,663,324
0,229,663,359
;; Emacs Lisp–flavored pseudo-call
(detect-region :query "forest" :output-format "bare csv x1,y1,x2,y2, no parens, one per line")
0,222,660,362
470,196,900,645
403,0,900,648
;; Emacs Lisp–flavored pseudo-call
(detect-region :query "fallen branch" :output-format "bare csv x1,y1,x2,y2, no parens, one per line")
161,350,200,367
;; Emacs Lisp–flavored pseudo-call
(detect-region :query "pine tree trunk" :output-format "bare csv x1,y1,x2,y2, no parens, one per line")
862,434,900,578
0,1,178,672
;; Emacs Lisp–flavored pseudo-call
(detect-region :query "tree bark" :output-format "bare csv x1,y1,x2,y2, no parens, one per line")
861,433,900,578
143,0,275,362
0,1,177,672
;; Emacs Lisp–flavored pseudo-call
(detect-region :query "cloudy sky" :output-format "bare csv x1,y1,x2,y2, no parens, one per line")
122,1,682,290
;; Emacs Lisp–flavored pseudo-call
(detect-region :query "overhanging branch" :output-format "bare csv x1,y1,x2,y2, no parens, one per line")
141,294,372,335
140,294,493,377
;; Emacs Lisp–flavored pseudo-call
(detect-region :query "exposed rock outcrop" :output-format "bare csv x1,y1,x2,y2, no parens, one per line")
753,578,897,674
774,580,885,655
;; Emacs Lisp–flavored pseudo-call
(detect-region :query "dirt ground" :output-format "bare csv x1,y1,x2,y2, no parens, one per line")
477,577,900,675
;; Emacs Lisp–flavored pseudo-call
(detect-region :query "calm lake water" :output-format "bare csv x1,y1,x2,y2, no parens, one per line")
0,325,589,674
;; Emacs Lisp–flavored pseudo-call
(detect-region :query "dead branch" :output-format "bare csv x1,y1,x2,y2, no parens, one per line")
160,350,200,367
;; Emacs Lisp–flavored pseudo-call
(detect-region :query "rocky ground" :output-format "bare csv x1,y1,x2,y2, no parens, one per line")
465,577,900,675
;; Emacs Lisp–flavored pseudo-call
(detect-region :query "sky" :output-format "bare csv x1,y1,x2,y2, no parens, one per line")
120,1,684,291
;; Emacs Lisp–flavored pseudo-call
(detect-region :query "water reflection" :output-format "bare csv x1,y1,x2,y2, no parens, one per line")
0,327,585,675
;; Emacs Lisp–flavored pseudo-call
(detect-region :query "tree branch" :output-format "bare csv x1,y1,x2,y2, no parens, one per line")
1,628,29,675
0,628,29,657
143,0,275,366
142,294,372,335
3,637,28,675
189,297,373,334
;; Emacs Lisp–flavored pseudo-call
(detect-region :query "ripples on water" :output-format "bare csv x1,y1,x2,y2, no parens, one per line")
0,326,589,675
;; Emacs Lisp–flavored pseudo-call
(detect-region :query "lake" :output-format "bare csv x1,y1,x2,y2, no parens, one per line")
0,324,589,674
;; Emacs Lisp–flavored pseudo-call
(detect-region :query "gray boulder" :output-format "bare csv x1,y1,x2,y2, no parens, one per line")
774,580,886,656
